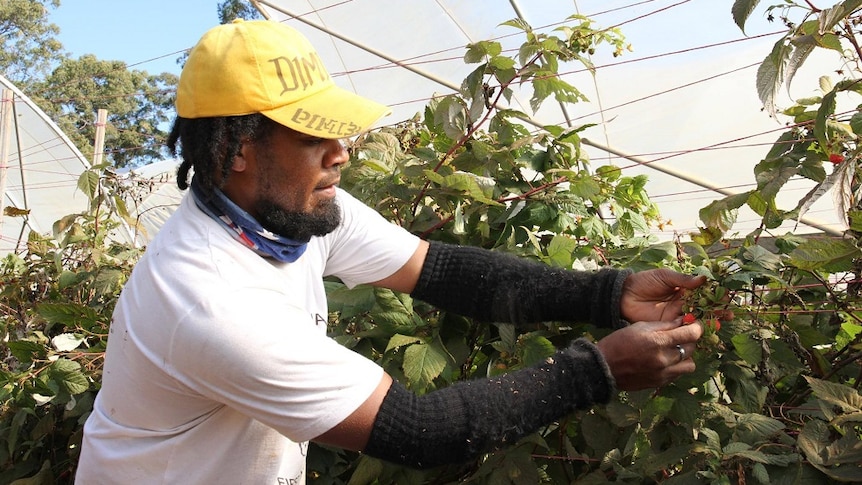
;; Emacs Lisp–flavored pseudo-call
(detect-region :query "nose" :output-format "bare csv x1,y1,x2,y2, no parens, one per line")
324,139,349,168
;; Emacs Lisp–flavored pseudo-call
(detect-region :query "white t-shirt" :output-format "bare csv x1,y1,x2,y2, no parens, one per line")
76,188,420,484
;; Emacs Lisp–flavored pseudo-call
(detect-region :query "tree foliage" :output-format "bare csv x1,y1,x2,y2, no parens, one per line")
27,56,178,168
0,0,179,168
0,0,63,85
2,1,862,484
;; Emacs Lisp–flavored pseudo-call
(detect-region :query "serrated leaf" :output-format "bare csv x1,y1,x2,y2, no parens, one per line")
49,358,89,395
464,40,502,63
732,334,763,366
757,39,793,117
752,462,770,484
795,170,838,224
35,302,100,329
735,413,786,443
699,192,749,231
804,376,862,411
814,89,837,149
93,268,125,297
346,455,383,485
732,0,761,33
498,323,516,350
77,170,100,201
785,38,815,93
742,245,783,272
789,238,862,272
519,334,555,366
403,342,448,387
605,401,639,427
367,289,416,333
546,235,576,268
326,283,376,320
7,340,45,363
385,334,421,353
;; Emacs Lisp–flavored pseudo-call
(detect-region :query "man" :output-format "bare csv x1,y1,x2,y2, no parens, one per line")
76,19,708,484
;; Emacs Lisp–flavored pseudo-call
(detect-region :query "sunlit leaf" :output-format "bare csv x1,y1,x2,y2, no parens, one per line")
49,358,89,395
403,342,448,388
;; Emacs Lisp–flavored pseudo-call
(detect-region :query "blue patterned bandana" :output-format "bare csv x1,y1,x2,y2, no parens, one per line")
190,178,308,262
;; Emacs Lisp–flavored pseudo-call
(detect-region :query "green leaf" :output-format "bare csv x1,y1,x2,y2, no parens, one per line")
464,40,502,63
432,96,467,140
741,245,783,272
804,376,862,411
77,169,100,201
326,283,376,320
49,358,90,395
814,89,837,149
6,340,45,364
789,238,862,272
605,401,639,427
93,268,125,298
699,192,748,231
735,413,786,443
519,334,555,366
546,235,576,268
732,334,763,366
346,455,383,485
385,334,421,353
752,462,769,484
35,302,100,329
403,342,448,388
798,419,862,481
732,0,761,33
836,322,862,350
756,38,793,117
368,289,416,333
500,18,531,33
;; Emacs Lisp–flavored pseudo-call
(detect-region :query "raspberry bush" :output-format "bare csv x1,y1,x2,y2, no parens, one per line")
2,2,862,484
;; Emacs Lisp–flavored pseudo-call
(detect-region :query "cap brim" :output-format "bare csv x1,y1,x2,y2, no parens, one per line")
262,84,391,139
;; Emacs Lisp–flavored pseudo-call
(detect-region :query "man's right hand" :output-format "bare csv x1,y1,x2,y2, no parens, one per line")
596,318,703,391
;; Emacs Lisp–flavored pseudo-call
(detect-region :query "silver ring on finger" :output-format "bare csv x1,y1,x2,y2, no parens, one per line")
675,344,686,362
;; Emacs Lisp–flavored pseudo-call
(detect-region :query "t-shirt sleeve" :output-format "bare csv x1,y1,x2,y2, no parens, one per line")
167,288,385,443
322,189,421,288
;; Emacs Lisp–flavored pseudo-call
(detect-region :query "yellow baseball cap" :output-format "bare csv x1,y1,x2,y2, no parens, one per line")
176,19,391,139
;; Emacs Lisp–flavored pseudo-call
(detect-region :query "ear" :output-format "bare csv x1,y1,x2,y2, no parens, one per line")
231,139,253,173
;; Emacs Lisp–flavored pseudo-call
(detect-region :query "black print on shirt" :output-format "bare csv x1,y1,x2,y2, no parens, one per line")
313,313,327,326
277,471,304,485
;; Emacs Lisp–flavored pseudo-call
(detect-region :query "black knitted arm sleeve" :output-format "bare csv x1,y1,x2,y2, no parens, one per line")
363,338,615,469
410,241,632,328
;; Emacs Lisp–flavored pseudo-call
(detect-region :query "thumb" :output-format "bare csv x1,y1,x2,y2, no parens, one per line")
676,273,707,290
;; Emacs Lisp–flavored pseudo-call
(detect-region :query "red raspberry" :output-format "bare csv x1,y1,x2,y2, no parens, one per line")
829,153,845,164
682,313,697,324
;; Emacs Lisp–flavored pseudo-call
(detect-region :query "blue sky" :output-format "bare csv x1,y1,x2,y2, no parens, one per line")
48,1,224,76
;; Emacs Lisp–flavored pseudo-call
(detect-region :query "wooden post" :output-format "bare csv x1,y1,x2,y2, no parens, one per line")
0,89,15,232
92,108,107,166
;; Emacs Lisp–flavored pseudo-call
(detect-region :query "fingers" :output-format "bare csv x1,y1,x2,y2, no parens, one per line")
637,318,703,342
677,273,707,290
597,319,706,391
667,342,695,366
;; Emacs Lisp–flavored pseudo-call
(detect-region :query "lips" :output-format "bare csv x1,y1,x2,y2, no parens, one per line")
314,177,340,198
315,177,340,191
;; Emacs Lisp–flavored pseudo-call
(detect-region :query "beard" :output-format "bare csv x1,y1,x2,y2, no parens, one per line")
255,197,341,242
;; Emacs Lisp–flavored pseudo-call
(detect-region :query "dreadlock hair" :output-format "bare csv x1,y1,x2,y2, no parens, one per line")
167,114,276,193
